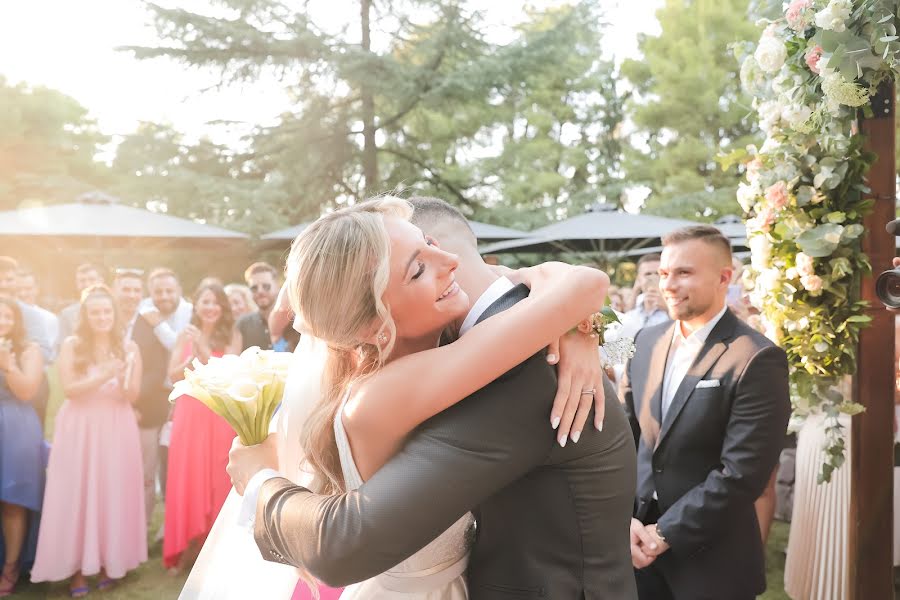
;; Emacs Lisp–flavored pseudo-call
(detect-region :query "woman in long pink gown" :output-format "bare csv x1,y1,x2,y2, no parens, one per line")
163,282,240,573
31,285,146,597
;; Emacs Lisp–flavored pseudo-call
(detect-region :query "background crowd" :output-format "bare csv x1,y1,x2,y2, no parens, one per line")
0,257,295,597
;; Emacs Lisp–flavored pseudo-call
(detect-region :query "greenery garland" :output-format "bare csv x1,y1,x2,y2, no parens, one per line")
734,0,897,482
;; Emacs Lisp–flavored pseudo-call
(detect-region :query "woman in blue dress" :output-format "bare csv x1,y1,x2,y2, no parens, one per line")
0,296,46,597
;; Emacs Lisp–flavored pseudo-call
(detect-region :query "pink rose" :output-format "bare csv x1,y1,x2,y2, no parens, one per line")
796,252,815,278
800,274,824,294
746,158,763,181
805,45,823,74
755,206,776,232
786,0,812,30
765,181,790,210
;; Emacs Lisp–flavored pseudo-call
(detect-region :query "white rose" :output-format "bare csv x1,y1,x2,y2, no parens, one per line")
737,182,760,213
749,235,772,269
759,268,781,291
814,0,851,32
782,105,813,130
754,36,787,73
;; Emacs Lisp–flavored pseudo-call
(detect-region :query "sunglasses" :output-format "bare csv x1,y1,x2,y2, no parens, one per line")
250,283,273,293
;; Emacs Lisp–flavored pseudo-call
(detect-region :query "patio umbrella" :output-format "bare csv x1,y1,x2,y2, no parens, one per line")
0,191,249,250
261,219,528,243
713,214,748,249
479,203,703,255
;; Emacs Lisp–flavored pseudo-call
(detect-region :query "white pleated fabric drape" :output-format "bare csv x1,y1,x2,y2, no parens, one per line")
784,413,850,600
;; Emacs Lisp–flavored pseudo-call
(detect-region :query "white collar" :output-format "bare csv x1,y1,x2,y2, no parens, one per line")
459,276,515,337
673,304,728,346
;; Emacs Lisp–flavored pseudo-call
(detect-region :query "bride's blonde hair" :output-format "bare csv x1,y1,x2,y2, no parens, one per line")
286,196,413,495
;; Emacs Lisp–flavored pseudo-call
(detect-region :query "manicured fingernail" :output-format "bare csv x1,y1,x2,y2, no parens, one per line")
558,434,567,447
552,416,561,430
571,430,581,443
650,543,657,550
596,419,604,432
546,354,557,363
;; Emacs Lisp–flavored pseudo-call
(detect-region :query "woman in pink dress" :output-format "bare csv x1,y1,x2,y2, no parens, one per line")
163,282,240,573
31,285,146,597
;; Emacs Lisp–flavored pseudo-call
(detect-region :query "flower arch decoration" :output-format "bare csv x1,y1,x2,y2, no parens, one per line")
738,0,897,482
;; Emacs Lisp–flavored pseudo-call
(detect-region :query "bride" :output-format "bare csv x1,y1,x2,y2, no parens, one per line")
181,196,609,599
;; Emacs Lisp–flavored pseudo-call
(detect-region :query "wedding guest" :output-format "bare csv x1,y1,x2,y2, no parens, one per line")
0,258,53,362
31,285,145,597
133,268,192,526
112,268,144,340
623,226,791,600
236,262,279,351
0,297,45,597
56,263,104,349
16,269,58,346
608,285,627,313
224,283,257,321
619,253,670,339
163,282,240,573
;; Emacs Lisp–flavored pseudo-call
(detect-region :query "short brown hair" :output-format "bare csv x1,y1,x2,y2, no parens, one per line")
243,262,278,283
662,225,732,262
0,257,19,273
637,253,661,267
76,263,102,276
147,267,179,286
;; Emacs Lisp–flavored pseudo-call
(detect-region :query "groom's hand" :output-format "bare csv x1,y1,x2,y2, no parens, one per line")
227,434,279,495
630,518,658,569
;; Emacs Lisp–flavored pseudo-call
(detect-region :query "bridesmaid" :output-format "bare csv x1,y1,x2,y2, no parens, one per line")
0,297,45,597
163,282,240,573
31,285,145,597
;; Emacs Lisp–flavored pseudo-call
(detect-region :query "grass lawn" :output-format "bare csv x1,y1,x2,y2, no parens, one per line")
15,503,188,599
13,514,794,599
760,520,790,600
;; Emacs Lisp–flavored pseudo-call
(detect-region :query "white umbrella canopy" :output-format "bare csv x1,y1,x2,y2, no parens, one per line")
480,204,703,255
0,192,248,249
262,219,528,243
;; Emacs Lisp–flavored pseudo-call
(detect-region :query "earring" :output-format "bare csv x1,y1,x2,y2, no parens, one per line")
377,332,388,344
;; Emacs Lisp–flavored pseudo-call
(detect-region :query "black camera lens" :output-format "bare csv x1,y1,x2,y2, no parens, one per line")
876,268,900,309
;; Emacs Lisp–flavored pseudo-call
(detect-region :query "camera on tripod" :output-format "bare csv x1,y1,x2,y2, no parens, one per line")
876,218,900,308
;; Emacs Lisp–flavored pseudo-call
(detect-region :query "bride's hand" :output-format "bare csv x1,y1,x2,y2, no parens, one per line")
548,329,606,447
227,433,279,495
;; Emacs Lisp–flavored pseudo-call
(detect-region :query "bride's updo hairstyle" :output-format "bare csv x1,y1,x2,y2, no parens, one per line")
286,195,413,494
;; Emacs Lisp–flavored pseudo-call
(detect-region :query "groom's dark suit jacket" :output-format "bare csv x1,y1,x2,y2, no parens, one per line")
255,284,638,598
622,308,790,600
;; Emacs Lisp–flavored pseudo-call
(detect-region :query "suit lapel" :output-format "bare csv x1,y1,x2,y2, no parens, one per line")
644,322,676,428
655,310,737,450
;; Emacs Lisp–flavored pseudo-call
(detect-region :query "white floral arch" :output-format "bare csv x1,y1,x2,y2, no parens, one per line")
740,0,896,481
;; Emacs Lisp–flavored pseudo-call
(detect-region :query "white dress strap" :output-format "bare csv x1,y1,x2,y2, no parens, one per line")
333,386,364,491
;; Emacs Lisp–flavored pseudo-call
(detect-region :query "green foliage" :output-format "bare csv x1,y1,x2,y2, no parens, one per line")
117,0,626,231
622,0,763,221
0,77,110,209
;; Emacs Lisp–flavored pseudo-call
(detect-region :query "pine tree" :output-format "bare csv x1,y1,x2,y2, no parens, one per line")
622,0,761,221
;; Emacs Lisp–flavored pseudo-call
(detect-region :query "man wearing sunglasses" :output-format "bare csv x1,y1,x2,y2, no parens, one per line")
236,262,280,351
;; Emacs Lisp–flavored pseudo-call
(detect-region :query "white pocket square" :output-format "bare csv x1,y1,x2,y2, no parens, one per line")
695,379,721,389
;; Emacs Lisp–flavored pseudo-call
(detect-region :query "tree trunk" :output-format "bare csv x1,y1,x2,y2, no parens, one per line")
360,0,378,197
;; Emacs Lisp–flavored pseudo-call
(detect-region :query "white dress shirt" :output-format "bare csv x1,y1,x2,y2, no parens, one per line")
239,276,517,526
619,293,671,340
138,297,193,350
458,276,515,337
660,304,728,420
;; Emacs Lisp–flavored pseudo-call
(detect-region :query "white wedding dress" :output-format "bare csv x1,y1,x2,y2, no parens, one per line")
180,335,473,599
334,389,473,599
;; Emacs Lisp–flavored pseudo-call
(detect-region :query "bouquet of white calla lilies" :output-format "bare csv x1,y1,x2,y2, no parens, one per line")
169,346,292,445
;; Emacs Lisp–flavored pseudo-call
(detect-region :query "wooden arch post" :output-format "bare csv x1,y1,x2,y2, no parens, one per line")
850,80,896,600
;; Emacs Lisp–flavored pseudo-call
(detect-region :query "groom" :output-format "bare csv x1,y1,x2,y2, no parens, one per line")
229,196,637,598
